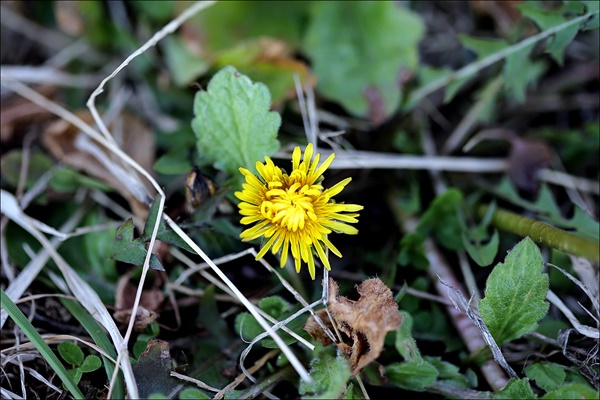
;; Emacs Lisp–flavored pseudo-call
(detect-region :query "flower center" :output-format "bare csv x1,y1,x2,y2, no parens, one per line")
261,182,319,232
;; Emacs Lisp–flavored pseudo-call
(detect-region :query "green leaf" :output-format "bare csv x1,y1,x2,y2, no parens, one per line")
581,0,600,29
541,382,598,399
518,4,583,65
188,1,307,52
143,197,194,253
133,339,179,398
192,65,280,181
418,188,464,251
0,150,54,189
445,35,508,103
524,362,566,392
234,297,302,349
503,42,535,103
491,177,599,241
479,237,550,346
424,356,470,388
304,2,423,118
81,211,118,282
462,229,499,267
199,285,231,347
162,35,209,86
111,219,164,271
213,38,313,105
153,143,193,175
60,298,124,399
66,368,83,386
258,296,292,319
395,311,422,362
79,355,102,373
299,350,351,399
50,167,111,193
385,360,439,391
398,232,428,270
58,342,84,367
493,378,536,399
179,388,211,400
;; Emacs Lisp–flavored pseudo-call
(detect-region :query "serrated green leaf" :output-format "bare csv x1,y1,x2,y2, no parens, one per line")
518,4,584,65
385,360,438,391
192,65,280,181
541,382,598,399
299,350,351,399
493,378,536,399
79,355,102,373
141,197,194,254
395,310,422,362
304,2,423,118
58,342,84,366
479,237,550,345
345,382,363,399
581,0,600,29
111,219,164,271
524,362,566,392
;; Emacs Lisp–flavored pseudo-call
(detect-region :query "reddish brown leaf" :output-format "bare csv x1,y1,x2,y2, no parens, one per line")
305,278,402,376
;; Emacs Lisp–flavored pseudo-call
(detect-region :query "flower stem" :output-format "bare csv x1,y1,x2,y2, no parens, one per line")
478,204,599,262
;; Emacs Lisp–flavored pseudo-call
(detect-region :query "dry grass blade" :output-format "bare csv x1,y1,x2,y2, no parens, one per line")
0,190,138,397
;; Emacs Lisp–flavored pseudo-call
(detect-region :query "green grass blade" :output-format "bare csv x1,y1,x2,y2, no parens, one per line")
1,289,85,399
60,298,124,400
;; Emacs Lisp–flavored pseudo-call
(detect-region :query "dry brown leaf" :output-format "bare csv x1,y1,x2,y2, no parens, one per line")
113,272,164,331
304,277,402,376
1,86,56,143
42,110,156,222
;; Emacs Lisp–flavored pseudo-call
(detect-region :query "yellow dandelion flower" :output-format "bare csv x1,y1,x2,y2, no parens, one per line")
235,143,363,279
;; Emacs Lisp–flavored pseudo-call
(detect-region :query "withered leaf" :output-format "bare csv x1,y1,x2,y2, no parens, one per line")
113,272,164,331
305,278,402,376
42,111,156,222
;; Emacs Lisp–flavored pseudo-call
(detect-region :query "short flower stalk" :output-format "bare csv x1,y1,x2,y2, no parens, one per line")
235,144,363,279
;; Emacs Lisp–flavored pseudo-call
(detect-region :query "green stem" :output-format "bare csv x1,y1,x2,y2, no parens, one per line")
478,204,599,262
